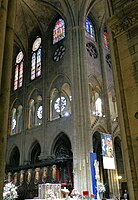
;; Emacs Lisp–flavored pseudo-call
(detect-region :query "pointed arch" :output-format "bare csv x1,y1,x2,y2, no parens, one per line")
114,137,125,181
27,89,43,128
92,131,110,197
49,83,72,120
51,132,72,158
29,141,41,164
9,146,20,167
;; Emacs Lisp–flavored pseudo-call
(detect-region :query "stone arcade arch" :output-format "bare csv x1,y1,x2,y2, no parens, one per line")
9,146,20,168
30,141,41,164
51,133,73,187
93,131,110,198
114,136,126,196
0,1,138,200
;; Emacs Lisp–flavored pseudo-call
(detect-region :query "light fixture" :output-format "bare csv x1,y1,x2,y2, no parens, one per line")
117,175,122,180
64,112,69,117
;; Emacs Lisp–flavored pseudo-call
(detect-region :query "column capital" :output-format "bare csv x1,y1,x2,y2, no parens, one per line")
108,2,138,37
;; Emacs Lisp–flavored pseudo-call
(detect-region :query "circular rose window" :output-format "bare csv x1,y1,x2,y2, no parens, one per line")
86,42,98,58
53,45,65,62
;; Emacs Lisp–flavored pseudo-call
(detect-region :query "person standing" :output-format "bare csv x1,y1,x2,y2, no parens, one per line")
123,189,129,200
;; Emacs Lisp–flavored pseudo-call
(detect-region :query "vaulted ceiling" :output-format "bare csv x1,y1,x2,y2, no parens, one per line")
14,0,105,49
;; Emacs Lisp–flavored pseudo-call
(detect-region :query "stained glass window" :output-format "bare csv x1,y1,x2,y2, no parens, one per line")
103,31,109,48
53,45,65,61
85,18,95,41
54,96,67,113
95,97,102,116
14,51,24,91
31,37,41,80
86,42,98,58
53,19,65,44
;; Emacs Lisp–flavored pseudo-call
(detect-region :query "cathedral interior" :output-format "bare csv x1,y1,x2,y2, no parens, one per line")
0,0,138,199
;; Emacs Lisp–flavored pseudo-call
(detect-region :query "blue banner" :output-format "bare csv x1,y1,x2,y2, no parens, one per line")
101,133,115,169
90,152,97,199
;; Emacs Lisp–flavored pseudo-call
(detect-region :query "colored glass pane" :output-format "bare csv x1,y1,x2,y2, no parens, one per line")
53,19,65,44
103,32,109,48
11,110,16,134
53,45,65,62
14,51,24,91
32,37,41,51
85,18,95,41
36,49,41,77
37,106,43,119
19,62,23,87
31,37,41,80
16,51,24,63
54,96,66,113
14,65,19,90
31,53,36,80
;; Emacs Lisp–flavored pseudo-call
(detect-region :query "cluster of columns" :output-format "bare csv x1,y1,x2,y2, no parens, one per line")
0,0,17,199
106,0,138,199
0,1,138,200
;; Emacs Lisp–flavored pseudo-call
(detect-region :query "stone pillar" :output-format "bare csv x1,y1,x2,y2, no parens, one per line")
107,1,138,199
99,39,120,198
0,0,8,89
0,0,17,199
69,24,92,193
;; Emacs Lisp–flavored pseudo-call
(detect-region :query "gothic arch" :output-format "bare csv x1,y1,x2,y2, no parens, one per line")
10,98,22,111
48,74,71,94
92,131,110,198
49,79,72,120
51,132,73,185
51,132,72,159
114,136,125,184
28,140,41,164
27,89,42,102
92,124,107,136
88,74,103,90
9,146,20,167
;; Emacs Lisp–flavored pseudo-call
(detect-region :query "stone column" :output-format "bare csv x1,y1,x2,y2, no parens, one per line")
98,30,120,198
0,0,17,199
0,0,8,89
69,24,92,193
107,1,138,199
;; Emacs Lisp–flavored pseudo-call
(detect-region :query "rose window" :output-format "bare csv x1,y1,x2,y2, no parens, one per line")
53,45,65,62
86,42,98,58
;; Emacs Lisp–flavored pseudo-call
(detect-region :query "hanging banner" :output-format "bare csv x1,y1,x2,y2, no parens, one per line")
90,152,97,198
101,133,115,169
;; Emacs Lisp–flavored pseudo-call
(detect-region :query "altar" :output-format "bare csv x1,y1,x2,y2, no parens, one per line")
24,182,114,200
38,183,62,199
25,183,70,200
